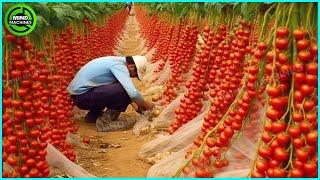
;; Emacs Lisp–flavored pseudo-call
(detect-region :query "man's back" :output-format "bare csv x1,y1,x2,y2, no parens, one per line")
67,56,127,95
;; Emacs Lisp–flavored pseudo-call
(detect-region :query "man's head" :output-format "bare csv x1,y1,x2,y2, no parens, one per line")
126,56,147,80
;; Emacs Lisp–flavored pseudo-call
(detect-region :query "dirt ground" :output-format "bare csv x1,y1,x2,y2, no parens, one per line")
71,13,157,177
74,117,154,177
73,79,155,177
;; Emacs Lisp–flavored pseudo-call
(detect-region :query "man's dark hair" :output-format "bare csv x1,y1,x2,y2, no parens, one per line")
126,56,135,65
126,56,138,75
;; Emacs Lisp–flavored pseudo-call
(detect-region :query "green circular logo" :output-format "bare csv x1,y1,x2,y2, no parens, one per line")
4,4,37,36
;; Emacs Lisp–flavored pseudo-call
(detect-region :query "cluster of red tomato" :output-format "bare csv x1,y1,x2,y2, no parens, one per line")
179,21,258,177
161,25,199,104
135,8,160,51
200,24,249,135
289,29,317,178
137,5,318,178
3,35,66,177
153,26,176,73
183,47,261,178
83,11,128,59
251,27,318,178
167,26,212,135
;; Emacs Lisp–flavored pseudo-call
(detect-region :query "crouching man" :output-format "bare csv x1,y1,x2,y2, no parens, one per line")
67,56,154,132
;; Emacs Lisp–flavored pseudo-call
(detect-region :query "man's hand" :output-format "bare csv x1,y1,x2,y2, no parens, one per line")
136,100,154,111
133,102,160,122
136,106,145,114
131,102,150,114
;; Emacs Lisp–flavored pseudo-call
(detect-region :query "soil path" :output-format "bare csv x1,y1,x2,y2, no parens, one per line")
74,13,155,177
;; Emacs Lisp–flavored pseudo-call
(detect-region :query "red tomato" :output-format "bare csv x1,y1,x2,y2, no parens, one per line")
292,61,305,72
266,108,282,121
251,170,265,178
293,90,304,103
29,168,39,177
303,161,317,175
6,156,18,166
292,137,305,148
275,133,290,145
299,121,311,133
205,138,215,148
277,52,289,63
182,166,191,175
306,62,318,75
305,145,316,156
293,159,304,169
306,131,318,145
258,146,272,158
273,147,289,161
212,149,221,157
255,159,269,172
303,100,315,111
83,137,90,144
6,34,16,42
306,74,317,86
288,126,301,138
272,121,286,133
203,148,212,158
266,168,274,177
266,86,281,97
272,167,286,177
262,132,273,143
213,160,224,169
192,158,201,167
309,43,318,56
300,84,314,97
297,39,310,50
294,73,306,84
292,111,304,122
289,168,304,178
276,38,289,50
264,122,273,132
269,159,281,168
25,158,36,168
293,29,305,40
298,51,312,62
295,148,309,162
276,27,289,37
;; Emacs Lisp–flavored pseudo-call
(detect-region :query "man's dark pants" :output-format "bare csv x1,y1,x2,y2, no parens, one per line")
71,83,131,122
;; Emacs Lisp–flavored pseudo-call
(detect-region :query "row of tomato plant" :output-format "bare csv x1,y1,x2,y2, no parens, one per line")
2,3,127,177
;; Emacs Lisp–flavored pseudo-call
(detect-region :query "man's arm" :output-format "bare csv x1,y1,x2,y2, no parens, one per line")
110,64,153,110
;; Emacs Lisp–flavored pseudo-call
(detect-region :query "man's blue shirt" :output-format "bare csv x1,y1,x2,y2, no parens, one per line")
67,56,144,103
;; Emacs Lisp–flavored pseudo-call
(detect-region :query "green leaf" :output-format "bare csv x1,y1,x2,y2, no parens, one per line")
31,2,51,15
37,15,50,26
233,2,240,9
240,3,248,14
179,6,189,19
82,10,96,20
156,3,162,11
83,4,98,14
233,3,242,14
242,3,260,21
214,3,224,14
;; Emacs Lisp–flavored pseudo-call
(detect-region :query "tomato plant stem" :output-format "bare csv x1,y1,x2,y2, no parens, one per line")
258,4,276,42
5,42,10,87
173,75,247,177
285,3,295,27
270,3,281,84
